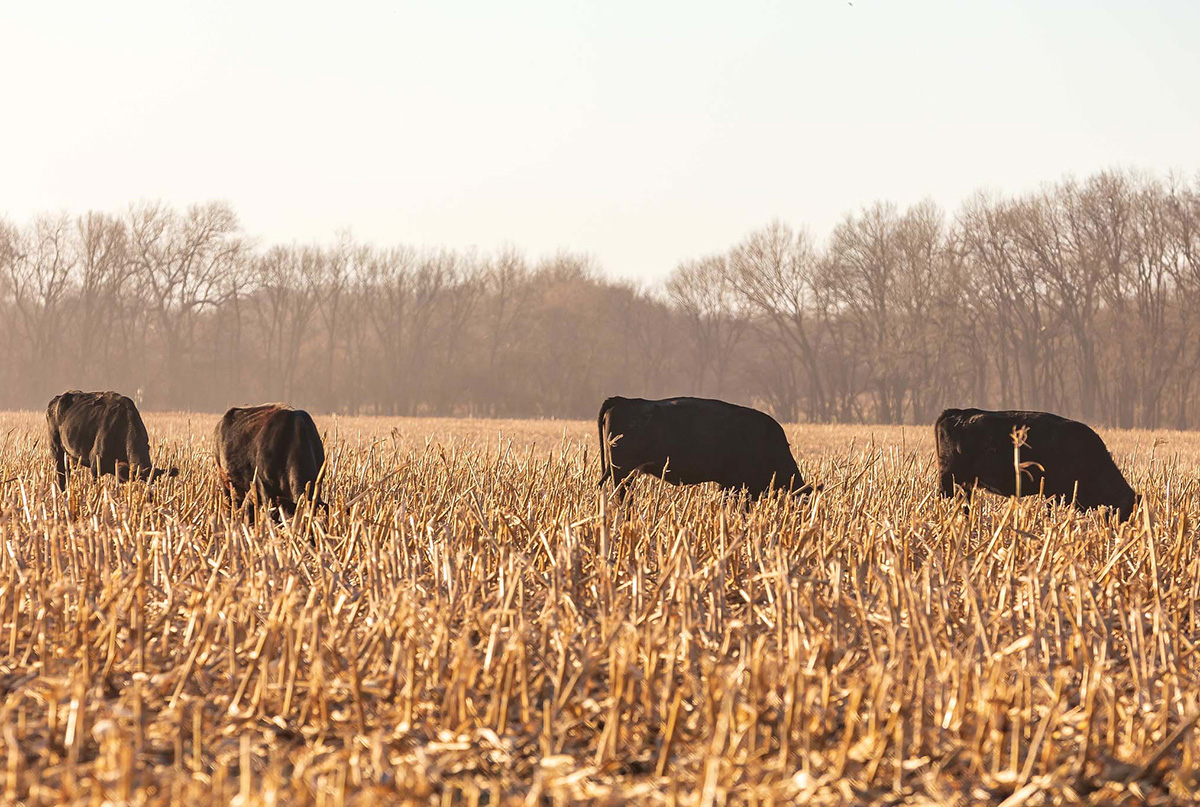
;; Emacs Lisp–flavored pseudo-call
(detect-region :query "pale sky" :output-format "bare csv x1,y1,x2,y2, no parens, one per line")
1,1,1197,280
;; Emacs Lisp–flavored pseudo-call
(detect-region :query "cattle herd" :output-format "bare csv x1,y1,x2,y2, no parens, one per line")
47,391,325,519
45,389,1141,523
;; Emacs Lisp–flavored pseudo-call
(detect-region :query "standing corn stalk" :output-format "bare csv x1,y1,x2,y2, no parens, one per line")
1012,425,1029,498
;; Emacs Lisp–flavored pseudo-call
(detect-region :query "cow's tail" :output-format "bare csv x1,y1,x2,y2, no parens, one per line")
934,409,956,463
46,394,69,489
933,409,961,499
596,396,621,488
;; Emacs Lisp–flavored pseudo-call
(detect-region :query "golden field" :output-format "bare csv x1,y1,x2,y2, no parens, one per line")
1,412,1199,806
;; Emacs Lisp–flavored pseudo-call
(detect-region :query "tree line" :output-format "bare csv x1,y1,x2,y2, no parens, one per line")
2,168,1198,427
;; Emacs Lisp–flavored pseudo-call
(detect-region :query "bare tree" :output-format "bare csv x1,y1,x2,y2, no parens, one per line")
477,247,534,414
827,202,908,421
958,193,1062,411
727,221,828,421
666,255,746,398
362,246,420,414
1163,174,1200,427
251,244,322,400
2,172,1198,424
314,232,354,412
431,253,485,412
72,212,133,386
4,214,76,396
128,201,244,407
1006,182,1105,421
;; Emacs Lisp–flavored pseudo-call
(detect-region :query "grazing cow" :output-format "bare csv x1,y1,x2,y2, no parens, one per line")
935,408,1138,521
597,396,815,501
214,404,327,519
46,390,178,490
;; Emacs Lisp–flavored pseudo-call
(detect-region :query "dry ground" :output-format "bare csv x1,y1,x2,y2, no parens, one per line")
1,412,1200,805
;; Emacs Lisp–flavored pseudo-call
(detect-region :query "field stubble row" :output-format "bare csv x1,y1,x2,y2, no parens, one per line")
1,412,1199,805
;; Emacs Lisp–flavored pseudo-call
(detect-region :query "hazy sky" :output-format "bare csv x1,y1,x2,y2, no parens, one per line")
2,1,1197,280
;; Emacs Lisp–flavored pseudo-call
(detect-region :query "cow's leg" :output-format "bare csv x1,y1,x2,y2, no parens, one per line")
742,488,759,512
254,480,277,522
228,483,249,513
1048,496,1064,521
278,498,298,521
219,480,243,520
225,481,255,522
716,485,742,510
281,473,309,522
719,489,753,513
960,481,977,515
287,477,325,543
51,442,67,491
938,470,975,515
88,453,106,482
610,470,634,504
288,473,318,516
744,484,773,510
294,477,328,516
938,470,955,499
596,464,612,490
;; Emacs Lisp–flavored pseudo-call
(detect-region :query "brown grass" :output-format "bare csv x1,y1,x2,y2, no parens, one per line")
1,412,1199,805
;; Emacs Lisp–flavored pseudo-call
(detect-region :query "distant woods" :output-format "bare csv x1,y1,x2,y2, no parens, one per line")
3,168,1199,427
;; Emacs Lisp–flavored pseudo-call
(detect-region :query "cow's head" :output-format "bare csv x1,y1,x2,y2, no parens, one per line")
145,466,180,483
1123,491,1143,522
1110,490,1141,523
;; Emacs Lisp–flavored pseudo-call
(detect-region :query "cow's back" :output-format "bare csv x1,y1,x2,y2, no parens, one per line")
1023,415,1133,510
215,404,289,481
657,398,795,482
936,407,1135,517
282,409,325,494
49,390,152,470
216,404,324,508
604,396,800,493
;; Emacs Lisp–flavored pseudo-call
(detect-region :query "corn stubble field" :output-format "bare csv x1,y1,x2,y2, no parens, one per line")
1,413,1199,806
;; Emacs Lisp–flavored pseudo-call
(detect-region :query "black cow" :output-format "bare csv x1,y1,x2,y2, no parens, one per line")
935,408,1138,521
46,390,178,490
214,404,327,519
597,396,815,501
